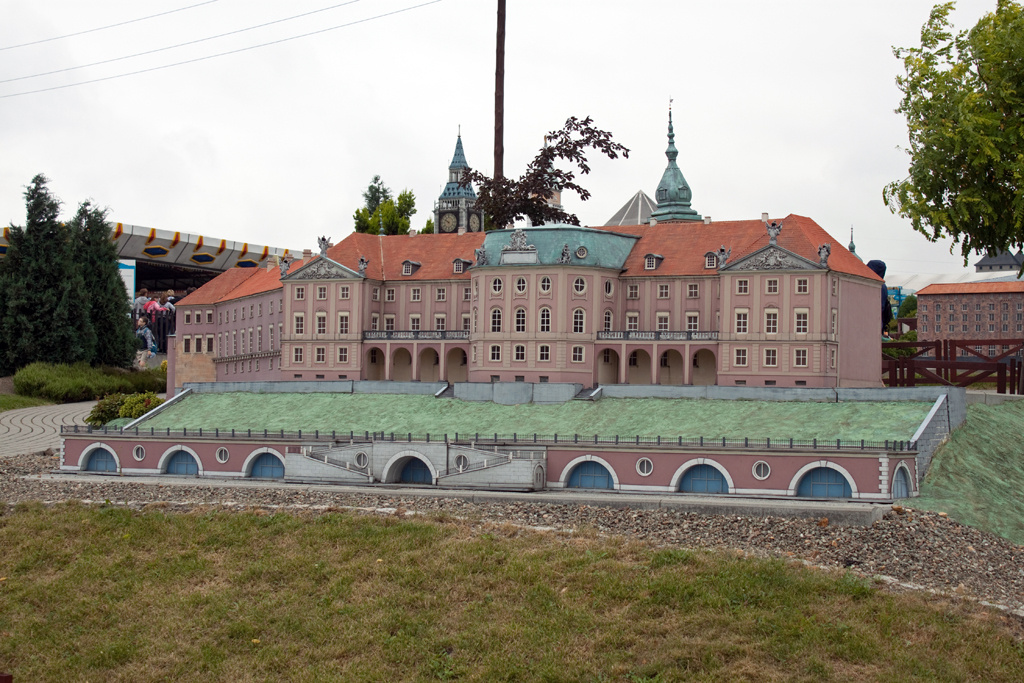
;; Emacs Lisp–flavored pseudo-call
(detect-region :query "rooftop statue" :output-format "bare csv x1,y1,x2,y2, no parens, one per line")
818,243,831,267
766,221,782,245
557,244,572,264
502,228,536,252
475,247,488,266
716,245,731,267
358,256,369,276
317,236,331,257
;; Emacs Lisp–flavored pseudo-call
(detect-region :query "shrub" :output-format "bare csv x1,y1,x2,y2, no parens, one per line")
118,392,164,420
86,393,126,427
13,362,166,402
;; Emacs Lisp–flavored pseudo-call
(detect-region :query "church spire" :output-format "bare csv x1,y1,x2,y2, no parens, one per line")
649,103,702,224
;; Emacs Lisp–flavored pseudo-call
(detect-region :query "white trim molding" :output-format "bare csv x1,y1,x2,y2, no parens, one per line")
555,454,620,490
787,460,859,498
669,457,735,493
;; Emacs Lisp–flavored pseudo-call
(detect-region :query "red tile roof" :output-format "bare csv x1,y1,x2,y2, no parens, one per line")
590,214,880,280
917,281,1024,295
177,259,310,306
326,232,485,281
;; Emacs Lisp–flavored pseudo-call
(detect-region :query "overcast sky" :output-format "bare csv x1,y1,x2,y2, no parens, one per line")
0,0,1000,275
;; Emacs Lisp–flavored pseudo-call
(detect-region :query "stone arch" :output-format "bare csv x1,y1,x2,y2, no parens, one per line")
391,348,413,382
446,348,468,383
627,349,652,385
669,458,735,493
78,442,121,472
157,444,204,475
556,454,620,490
380,450,438,485
242,446,286,477
691,349,717,385
658,349,685,385
418,348,440,382
365,347,385,380
597,348,620,385
788,460,858,498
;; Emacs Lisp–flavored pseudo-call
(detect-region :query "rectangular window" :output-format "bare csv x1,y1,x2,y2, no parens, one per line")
796,278,809,294
764,348,778,367
627,284,639,299
794,348,808,367
410,315,420,331
658,283,670,299
206,310,214,324
832,279,838,296
257,303,262,317
385,288,395,302
686,313,698,332
657,313,669,331
269,326,274,350
183,337,191,353
735,310,748,334
490,345,501,362
268,301,273,315
316,313,327,335
205,336,213,353
831,309,838,337
736,279,749,295
338,314,349,334
572,346,584,363
295,286,305,300
184,312,192,325
463,287,472,301
384,315,395,331
462,314,471,331
339,285,349,300
338,347,348,363
539,345,550,361
687,283,699,298
627,313,639,331
766,279,779,294
830,348,837,369
411,288,421,302
436,287,446,302
371,314,379,331
765,311,778,334
315,347,326,363
316,286,327,300
734,348,747,366
514,345,526,362
434,315,446,331
293,347,303,363
257,326,263,352
372,287,380,301
232,331,237,355
294,314,304,335
795,310,808,334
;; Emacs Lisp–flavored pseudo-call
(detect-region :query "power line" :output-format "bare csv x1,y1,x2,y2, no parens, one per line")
0,1,443,100
0,1,221,51
0,0,365,85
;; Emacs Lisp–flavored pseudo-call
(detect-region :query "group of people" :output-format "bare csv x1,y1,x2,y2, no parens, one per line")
132,287,195,369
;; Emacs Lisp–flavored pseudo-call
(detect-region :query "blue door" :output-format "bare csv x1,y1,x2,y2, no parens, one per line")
251,453,285,479
567,461,613,490
679,464,728,494
796,467,852,498
400,458,432,484
892,468,910,499
85,449,117,472
166,451,199,475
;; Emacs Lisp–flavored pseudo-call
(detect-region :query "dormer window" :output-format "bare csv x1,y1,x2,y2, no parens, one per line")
452,258,470,274
401,260,421,276
454,260,464,274
644,254,664,271
704,253,717,269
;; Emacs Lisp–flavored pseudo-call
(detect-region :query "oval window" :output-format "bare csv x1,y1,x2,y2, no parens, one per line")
752,461,770,480
216,447,230,463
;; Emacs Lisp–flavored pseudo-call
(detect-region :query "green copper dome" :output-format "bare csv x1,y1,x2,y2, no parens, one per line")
649,109,701,223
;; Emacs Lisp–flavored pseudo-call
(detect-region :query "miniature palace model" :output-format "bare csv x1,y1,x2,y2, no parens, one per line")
61,115,959,502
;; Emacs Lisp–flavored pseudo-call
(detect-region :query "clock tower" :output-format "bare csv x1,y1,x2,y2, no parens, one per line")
434,135,484,233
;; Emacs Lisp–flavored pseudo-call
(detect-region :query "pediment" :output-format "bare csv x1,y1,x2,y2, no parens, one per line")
284,257,361,280
723,245,820,272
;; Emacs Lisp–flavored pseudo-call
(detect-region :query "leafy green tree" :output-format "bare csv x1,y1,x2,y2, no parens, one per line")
353,189,417,235
71,201,136,368
421,218,435,234
898,293,918,318
0,174,94,374
461,116,629,228
883,1,1024,267
362,175,392,216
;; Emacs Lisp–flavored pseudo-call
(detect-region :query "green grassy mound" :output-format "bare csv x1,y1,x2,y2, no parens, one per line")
914,400,1024,546
0,503,1020,682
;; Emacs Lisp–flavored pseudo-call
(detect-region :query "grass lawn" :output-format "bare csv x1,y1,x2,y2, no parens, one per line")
0,503,1021,682
0,394,50,413
914,399,1024,545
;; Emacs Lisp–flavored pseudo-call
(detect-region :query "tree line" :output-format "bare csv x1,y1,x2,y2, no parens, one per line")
0,174,136,375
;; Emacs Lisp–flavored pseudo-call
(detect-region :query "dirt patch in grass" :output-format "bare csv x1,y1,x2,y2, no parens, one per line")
0,503,1022,682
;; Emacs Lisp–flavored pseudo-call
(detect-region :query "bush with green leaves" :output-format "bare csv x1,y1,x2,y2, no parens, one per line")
118,392,164,420
85,393,126,427
14,362,166,402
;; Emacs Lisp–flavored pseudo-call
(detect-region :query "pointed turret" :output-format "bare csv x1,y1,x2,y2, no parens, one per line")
848,226,862,261
434,134,484,233
649,108,702,224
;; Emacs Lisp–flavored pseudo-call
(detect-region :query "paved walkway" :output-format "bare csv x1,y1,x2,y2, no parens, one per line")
0,401,94,458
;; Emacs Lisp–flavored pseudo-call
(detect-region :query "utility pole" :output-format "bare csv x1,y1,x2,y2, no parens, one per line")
494,0,505,180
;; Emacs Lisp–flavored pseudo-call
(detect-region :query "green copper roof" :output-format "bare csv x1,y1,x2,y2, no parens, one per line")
440,135,476,200
650,109,702,223
476,225,639,269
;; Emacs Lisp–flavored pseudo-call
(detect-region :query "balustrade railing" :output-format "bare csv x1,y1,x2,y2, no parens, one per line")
363,330,470,341
596,330,718,341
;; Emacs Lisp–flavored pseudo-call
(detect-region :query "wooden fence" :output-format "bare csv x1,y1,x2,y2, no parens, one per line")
882,338,1024,394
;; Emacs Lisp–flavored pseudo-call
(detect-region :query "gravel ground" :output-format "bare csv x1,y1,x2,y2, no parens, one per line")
3,450,1023,616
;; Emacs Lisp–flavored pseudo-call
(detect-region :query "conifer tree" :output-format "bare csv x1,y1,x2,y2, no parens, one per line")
71,201,135,367
0,175,94,373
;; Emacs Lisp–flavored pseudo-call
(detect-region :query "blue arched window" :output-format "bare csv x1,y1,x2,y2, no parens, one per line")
567,461,613,490
85,448,117,472
166,451,199,475
250,453,284,479
679,464,728,494
400,458,432,484
892,467,910,499
796,467,852,498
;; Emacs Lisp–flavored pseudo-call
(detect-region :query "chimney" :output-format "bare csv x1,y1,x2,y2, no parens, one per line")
302,248,312,260
458,225,467,235
703,216,712,224
761,212,769,223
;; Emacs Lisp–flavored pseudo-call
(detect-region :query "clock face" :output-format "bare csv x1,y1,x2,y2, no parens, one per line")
469,214,481,231
441,213,457,232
